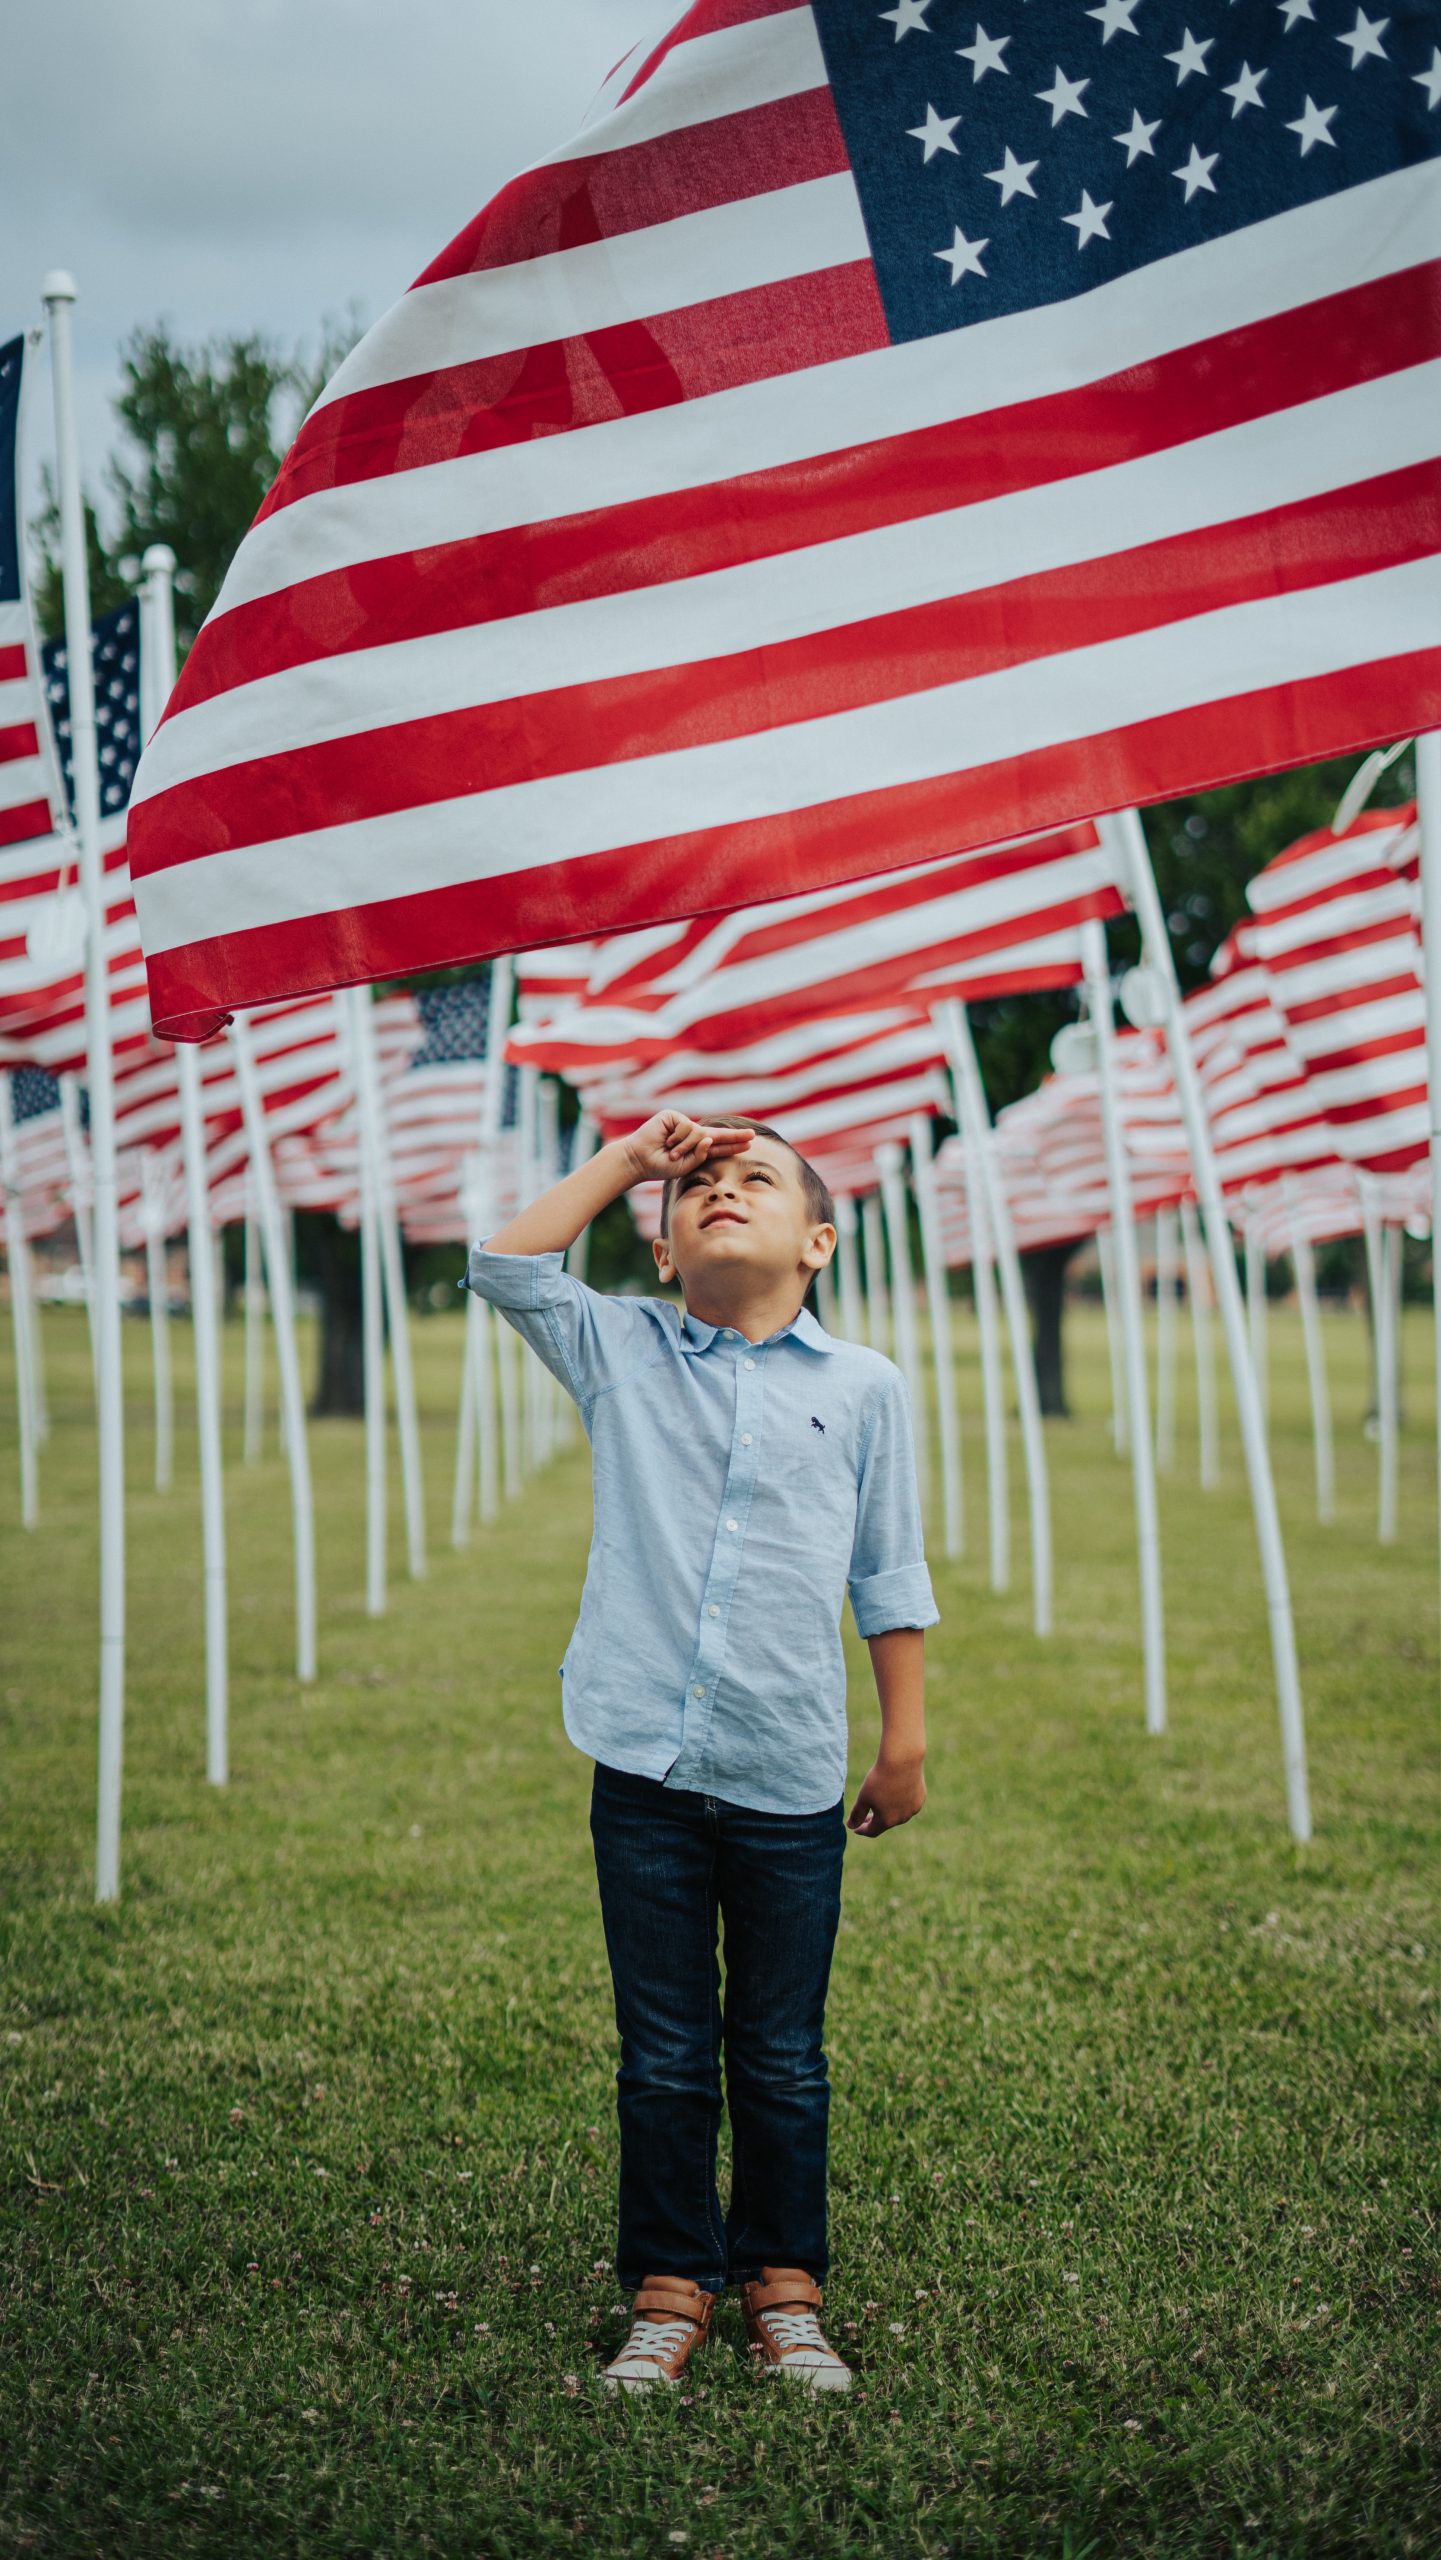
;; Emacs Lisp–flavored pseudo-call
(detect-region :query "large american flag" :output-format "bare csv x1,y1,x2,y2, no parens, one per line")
128,0,1441,1042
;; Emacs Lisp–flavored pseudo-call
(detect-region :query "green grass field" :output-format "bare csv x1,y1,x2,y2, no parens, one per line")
1,1298,1436,2559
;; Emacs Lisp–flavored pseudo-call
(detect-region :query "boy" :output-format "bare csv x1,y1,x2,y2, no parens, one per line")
466,1109,937,2394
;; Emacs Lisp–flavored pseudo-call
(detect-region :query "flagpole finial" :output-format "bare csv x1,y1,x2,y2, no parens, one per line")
41,271,77,306
142,543,177,577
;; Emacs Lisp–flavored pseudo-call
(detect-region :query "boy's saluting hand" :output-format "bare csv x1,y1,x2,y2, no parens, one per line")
619,1111,756,1185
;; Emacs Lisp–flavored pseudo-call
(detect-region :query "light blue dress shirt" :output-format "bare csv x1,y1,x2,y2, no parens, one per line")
464,1245,938,1815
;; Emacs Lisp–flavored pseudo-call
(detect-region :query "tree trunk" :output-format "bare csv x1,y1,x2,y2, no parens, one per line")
308,1213,364,1417
1022,1238,1082,1418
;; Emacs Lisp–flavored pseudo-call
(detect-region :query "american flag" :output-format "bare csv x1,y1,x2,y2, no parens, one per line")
0,336,57,854
127,0,1441,1043
0,1063,70,1241
1244,802,1428,1174
0,598,151,1073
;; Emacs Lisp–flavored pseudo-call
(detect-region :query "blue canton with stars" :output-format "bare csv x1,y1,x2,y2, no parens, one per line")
411,976,519,1125
812,0,1441,339
41,599,142,823
11,1067,61,1125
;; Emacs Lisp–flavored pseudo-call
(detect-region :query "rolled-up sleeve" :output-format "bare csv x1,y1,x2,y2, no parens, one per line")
846,1367,940,1637
464,1244,656,1412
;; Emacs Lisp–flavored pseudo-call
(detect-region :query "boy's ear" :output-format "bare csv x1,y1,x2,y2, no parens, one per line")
800,1222,837,1274
652,1233,676,1284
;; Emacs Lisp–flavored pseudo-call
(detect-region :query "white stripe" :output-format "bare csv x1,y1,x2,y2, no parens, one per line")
309,171,865,415
1267,935,1421,1010
1250,881,1417,962
134,359,1440,805
135,551,1441,957
1279,990,1427,1059
554,11,826,165
0,604,29,648
198,158,1440,629
0,754,47,815
0,676,39,729
1245,819,1415,913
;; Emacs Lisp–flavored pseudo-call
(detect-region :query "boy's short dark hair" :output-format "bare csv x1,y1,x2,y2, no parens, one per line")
660,1116,837,1239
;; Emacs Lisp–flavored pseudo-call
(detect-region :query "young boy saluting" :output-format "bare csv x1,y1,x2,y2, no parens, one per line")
466,1109,937,2394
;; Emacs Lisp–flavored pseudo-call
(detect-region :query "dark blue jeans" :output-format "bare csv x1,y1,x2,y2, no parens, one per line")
589,1761,847,2294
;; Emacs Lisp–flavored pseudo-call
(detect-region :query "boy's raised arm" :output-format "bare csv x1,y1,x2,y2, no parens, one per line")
482,1110,754,1257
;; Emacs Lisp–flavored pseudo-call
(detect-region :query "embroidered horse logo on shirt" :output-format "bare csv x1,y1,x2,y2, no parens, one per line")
811,1416,826,1435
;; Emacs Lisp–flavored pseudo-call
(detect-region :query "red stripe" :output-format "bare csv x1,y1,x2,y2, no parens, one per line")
620,0,804,103
0,722,39,764
135,460,1441,872
143,646,1441,1043
0,646,29,683
171,258,1439,719
259,256,883,528
0,795,53,849
415,87,843,293
1252,801,1418,876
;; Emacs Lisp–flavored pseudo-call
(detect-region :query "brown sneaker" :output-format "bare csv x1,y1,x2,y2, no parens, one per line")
741,2267,853,2392
601,2275,716,2394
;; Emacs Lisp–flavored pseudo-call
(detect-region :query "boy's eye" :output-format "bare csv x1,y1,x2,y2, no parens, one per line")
745,1169,773,1183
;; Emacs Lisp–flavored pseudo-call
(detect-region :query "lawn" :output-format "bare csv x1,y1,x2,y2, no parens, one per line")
1,1297,1436,2559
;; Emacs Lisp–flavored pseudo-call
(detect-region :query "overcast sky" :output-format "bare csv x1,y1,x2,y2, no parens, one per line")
10,0,680,530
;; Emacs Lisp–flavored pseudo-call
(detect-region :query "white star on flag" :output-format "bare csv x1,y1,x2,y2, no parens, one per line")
1086,0,1141,40
1286,94,1338,151
1335,10,1388,67
1415,46,1441,108
1277,0,1314,27
1165,30,1214,82
985,145,1039,200
1173,143,1219,198
1223,63,1268,115
1035,66,1090,123
956,23,1010,79
1062,190,1113,247
934,224,989,281
881,0,933,38
908,103,961,158
1114,108,1160,162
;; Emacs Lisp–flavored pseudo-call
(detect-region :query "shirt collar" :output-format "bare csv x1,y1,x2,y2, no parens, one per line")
679,1303,837,1356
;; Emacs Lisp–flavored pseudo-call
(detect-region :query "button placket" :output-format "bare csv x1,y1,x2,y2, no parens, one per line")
671,1341,765,1786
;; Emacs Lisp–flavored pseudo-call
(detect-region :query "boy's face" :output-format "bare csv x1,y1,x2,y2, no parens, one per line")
652,1136,835,1298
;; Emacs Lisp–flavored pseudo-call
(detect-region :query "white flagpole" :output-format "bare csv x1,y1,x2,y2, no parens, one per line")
140,541,229,1778
58,1070,96,1374
1414,734,1441,1651
940,1020,1005,1586
343,991,388,1616
538,1077,566,1453
452,1291,478,1549
243,1200,265,1462
910,1114,964,1560
45,272,127,1902
1360,1177,1398,1547
834,1193,864,1343
875,1140,930,1516
861,1188,890,1357
939,1001,1053,1638
1179,1197,1220,1489
1083,923,1166,1734
0,1077,40,1527
140,1154,174,1491
1155,1206,1178,1475
350,986,426,1578
1284,1177,1334,1527
1245,1210,1270,1437
1096,1223,1127,1453
564,1113,602,1284
229,1011,317,1682
1104,808,1310,1841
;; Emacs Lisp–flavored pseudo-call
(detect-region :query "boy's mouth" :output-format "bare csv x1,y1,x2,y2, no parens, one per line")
699,1209,746,1229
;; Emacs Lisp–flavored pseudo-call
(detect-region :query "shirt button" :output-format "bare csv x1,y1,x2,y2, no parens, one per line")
726,1518,738,1533
741,1433,752,1447
707,1604,720,1619
692,1684,706,1699
743,1357,756,1371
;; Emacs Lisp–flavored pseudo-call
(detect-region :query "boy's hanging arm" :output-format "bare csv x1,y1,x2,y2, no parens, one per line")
847,1630,928,1837
482,1111,755,1256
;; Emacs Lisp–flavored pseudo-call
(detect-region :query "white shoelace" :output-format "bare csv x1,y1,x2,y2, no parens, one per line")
763,2308,839,2360
609,2314,694,2370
